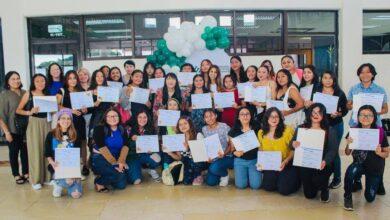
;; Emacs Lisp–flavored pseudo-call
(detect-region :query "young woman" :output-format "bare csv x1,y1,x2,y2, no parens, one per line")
92,108,129,192
46,63,65,96
290,103,338,202
45,108,82,198
123,60,135,85
281,55,303,86
245,65,259,83
257,108,300,195
180,63,196,72
343,105,389,211
187,74,210,133
229,107,262,189
129,110,161,182
0,71,28,184
107,67,124,85
57,70,89,177
16,74,51,190
275,69,304,128
77,67,91,91
202,109,233,186
298,65,319,109
260,60,276,80
143,61,156,82
154,67,166,79
100,65,110,78
230,55,247,83
206,65,223,93
219,75,241,127
200,59,212,85
317,71,348,189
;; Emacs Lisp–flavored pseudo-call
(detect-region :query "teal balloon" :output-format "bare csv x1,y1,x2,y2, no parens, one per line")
217,37,230,49
204,26,212,33
213,28,222,39
146,55,157,63
167,56,177,66
157,39,167,50
157,54,166,65
206,39,217,50
162,48,171,57
154,50,161,56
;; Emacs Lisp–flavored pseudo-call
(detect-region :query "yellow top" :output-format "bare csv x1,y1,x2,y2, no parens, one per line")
257,126,294,160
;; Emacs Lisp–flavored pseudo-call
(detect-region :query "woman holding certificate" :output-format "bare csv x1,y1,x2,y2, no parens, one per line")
199,59,212,85
343,105,389,211
206,65,223,93
257,108,300,195
92,108,130,192
45,108,82,198
219,75,241,127
187,74,210,133
46,63,65,96
229,55,247,83
281,55,303,86
298,65,319,109
290,103,338,202
16,74,51,190
229,107,262,190
107,67,124,86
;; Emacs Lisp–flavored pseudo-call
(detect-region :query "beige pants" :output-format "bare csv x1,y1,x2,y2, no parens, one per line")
26,116,51,185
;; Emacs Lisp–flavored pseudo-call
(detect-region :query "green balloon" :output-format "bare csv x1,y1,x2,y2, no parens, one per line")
206,39,217,50
213,28,222,39
157,54,166,64
147,55,157,63
204,26,212,33
154,50,161,56
217,37,230,49
157,39,167,50
201,33,208,40
162,48,171,57
167,56,177,66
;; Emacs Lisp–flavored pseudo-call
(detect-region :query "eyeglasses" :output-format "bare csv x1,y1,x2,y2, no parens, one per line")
239,113,251,117
269,115,279,119
106,115,119,119
358,114,374,119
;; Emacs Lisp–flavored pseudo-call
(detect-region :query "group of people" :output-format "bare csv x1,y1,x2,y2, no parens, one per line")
0,55,388,211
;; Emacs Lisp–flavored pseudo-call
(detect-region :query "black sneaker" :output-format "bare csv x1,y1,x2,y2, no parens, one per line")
320,189,330,203
344,196,354,211
82,165,90,176
352,181,362,192
377,182,386,195
329,178,341,189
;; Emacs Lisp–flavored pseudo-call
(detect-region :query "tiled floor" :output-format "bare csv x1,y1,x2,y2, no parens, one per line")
0,146,389,220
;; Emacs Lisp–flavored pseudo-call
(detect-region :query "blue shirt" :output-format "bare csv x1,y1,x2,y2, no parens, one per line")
104,129,124,159
347,82,388,127
48,81,64,96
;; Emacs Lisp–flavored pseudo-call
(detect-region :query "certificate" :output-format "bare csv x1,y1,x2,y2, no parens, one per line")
293,128,325,169
129,87,150,104
107,81,124,90
97,86,120,103
70,91,94,109
204,134,224,160
177,72,197,86
266,100,286,111
148,78,165,93
33,96,58,113
55,148,81,179
231,130,260,152
349,128,379,151
313,92,339,114
352,93,384,122
191,93,212,109
244,86,267,102
135,135,159,153
214,92,235,108
188,140,209,163
162,134,186,152
237,82,252,98
158,109,180,127
257,151,282,171
300,84,313,101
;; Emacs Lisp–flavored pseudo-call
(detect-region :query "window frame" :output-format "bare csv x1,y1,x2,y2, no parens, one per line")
363,10,390,54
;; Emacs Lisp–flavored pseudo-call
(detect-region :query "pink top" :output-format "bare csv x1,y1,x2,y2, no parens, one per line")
295,68,303,81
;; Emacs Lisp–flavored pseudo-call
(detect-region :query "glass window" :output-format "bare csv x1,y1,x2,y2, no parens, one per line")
363,11,390,53
287,12,335,33
134,13,181,56
30,16,80,40
0,19,4,91
85,15,133,58
234,12,283,54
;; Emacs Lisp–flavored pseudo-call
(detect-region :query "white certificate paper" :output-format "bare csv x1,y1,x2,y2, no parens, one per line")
349,128,379,151
257,151,282,171
107,81,124,90
162,134,186,152
313,92,339,114
70,91,94,109
135,135,159,153
158,109,180,127
237,82,252,98
177,72,197,86
191,93,212,109
129,87,150,104
204,134,224,160
300,84,314,101
55,148,81,179
231,130,260,152
293,128,325,169
97,86,120,103
188,140,209,163
352,93,384,122
33,96,58,113
214,92,235,108
244,86,267,102
266,100,286,111
148,78,165,93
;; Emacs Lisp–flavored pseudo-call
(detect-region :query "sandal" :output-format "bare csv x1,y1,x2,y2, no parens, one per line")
95,184,109,193
15,176,26,185
23,175,29,183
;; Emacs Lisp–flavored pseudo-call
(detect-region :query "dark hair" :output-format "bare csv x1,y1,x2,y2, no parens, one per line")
128,69,146,88
190,74,209,94
357,105,378,129
89,69,107,90
281,55,295,64
176,116,197,140
102,107,123,136
123,60,135,68
200,59,212,74
246,65,259,82
303,103,329,130
230,55,247,83
319,70,341,92
47,63,64,85
30,73,48,94
64,70,82,91
143,62,156,78
357,63,377,81
100,65,110,73
4,71,23,90
180,63,196,72
276,69,294,92
299,65,318,89
203,108,217,119
131,109,155,134
261,107,286,139
154,67,166,78
206,65,222,91
232,106,258,131
162,73,182,106
260,60,275,79
107,67,123,83
223,74,237,88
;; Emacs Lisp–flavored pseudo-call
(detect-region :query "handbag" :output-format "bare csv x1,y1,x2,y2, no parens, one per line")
14,91,33,135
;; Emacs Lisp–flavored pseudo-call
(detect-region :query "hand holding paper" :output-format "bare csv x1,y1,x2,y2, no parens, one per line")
136,135,159,153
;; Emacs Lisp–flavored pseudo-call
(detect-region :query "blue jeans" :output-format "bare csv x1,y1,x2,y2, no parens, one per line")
91,154,127,189
234,158,262,189
331,122,344,180
126,159,142,184
206,156,234,186
56,178,82,198
139,153,160,169
344,162,381,202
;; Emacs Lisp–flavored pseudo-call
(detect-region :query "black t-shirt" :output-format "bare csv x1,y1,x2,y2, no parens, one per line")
228,126,260,160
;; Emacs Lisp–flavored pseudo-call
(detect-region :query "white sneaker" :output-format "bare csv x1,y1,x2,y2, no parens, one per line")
219,175,229,187
32,184,42,190
52,182,63,198
44,180,55,186
147,169,161,182
81,175,86,181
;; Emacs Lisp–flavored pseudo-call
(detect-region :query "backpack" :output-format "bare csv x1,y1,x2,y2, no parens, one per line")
382,118,390,137
162,161,184,186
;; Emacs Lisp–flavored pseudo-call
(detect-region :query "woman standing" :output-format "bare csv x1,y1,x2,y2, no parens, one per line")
46,63,64,96
0,71,28,184
281,55,303,86
187,74,210,133
77,67,91,91
230,55,247,83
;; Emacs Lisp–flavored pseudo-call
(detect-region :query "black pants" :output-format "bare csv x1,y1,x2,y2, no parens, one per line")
262,165,301,195
7,133,28,177
299,166,332,199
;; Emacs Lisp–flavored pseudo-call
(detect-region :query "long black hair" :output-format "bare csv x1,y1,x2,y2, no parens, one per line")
276,69,294,92
357,105,378,129
130,109,155,134
162,73,182,106
107,66,124,84
142,62,156,85
47,63,64,85
246,65,259,82
230,55,247,83
231,106,259,131
3,71,23,90
180,63,196,72
128,69,147,88
64,70,82,92
303,103,329,130
261,107,286,139
89,69,108,90
190,74,209,94
319,70,341,92
299,64,318,89
30,73,48,94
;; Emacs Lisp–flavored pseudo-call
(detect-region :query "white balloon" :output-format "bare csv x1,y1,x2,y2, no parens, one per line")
171,66,180,74
168,26,178,33
193,39,206,51
200,16,217,29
